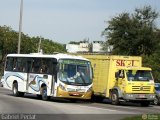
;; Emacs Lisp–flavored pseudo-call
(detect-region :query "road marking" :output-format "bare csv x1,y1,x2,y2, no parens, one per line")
101,104,159,112
74,104,136,114
77,105,117,111
152,106,160,109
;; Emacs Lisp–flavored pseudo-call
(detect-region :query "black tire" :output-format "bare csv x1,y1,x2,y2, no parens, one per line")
19,92,25,97
37,94,42,99
154,97,158,105
111,90,119,105
41,87,50,101
154,96,160,105
13,83,18,96
12,83,24,97
140,101,150,107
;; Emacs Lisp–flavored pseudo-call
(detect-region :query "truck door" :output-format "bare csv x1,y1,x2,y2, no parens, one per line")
117,70,125,90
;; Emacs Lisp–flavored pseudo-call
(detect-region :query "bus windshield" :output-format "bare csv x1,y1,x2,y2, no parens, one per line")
126,70,153,81
58,59,92,86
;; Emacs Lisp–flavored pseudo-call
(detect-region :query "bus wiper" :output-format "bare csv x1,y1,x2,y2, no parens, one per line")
80,73,86,85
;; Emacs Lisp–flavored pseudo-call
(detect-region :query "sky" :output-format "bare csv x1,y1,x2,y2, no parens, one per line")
0,0,160,44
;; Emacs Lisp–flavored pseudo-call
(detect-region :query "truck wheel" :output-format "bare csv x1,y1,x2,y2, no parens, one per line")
111,90,119,105
154,97,158,105
141,101,150,107
154,96,160,105
42,87,50,101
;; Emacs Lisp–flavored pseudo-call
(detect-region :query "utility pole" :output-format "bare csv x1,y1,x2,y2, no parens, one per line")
18,0,23,54
38,36,42,53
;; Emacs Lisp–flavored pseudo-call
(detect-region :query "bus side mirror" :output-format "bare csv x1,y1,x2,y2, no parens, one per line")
115,72,119,80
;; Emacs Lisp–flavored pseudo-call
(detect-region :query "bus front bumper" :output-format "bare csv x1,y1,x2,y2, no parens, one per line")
56,87,93,100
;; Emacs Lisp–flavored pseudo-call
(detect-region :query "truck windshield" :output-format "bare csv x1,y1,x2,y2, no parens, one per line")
126,70,153,81
58,59,92,86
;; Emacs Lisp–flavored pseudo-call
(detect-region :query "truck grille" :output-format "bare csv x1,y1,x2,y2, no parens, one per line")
132,86,150,92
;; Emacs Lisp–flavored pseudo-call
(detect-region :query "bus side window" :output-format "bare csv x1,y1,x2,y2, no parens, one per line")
16,58,23,71
12,57,27,72
40,58,51,74
39,64,47,73
21,58,29,72
13,58,18,71
52,59,57,82
5,57,13,71
31,58,41,73
26,59,32,73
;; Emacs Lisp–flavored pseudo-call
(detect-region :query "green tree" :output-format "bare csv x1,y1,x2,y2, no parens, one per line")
0,26,18,62
0,25,66,75
102,6,159,56
142,29,160,82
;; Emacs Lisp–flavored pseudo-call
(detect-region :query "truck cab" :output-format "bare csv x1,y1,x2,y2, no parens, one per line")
113,67,155,106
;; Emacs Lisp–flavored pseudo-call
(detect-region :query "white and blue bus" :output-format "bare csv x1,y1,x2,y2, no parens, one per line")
2,53,93,101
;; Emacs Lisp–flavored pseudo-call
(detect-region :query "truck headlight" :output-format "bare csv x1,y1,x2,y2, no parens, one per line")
127,94,133,98
150,95,155,98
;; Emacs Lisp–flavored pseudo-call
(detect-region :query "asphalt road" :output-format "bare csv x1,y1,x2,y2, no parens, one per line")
0,87,160,120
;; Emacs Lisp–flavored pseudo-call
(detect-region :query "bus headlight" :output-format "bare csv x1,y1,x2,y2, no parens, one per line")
59,84,66,91
87,87,92,92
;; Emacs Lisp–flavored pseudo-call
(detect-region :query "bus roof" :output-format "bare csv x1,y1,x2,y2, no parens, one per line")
6,53,89,61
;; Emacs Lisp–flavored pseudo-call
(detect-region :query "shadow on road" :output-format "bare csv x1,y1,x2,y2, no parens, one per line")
95,98,155,108
7,93,155,107
6,93,93,104
4,90,155,107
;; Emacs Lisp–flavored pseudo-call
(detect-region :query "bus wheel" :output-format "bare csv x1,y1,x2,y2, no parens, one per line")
19,92,24,97
13,83,18,96
111,90,119,105
42,87,50,101
12,83,24,97
37,94,42,99
140,101,150,107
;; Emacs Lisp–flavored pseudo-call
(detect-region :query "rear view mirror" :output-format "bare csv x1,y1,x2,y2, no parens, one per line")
115,72,119,80
119,73,125,79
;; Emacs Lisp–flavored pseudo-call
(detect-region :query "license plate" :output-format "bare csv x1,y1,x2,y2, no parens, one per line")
139,94,145,98
73,93,80,96
70,92,80,96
